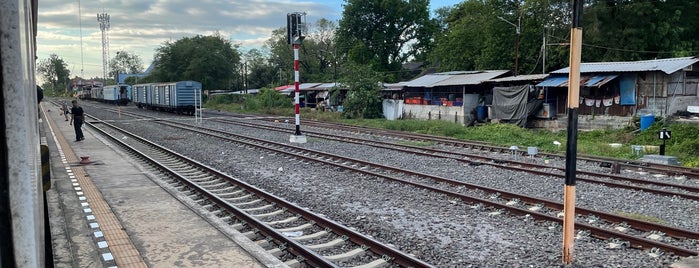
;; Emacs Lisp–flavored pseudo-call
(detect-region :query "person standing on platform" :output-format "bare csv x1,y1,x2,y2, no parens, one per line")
61,101,70,121
69,100,85,141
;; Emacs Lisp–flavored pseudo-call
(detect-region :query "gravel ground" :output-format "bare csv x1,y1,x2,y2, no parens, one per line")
83,103,695,267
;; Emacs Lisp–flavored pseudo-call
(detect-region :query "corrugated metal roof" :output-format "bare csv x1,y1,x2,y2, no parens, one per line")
536,74,619,88
405,70,509,88
551,57,698,75
433,70,509,86
403,73,453,87
488,74,549,83
299,83,322,89
536,76,569,87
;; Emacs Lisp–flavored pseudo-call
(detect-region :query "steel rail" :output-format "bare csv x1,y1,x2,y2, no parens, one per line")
211,118,699,200
83,114,434,268
299,120,699,179
150,119,699,256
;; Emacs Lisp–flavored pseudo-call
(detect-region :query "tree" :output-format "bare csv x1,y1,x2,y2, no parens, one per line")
37,54,71,95
583,0,699,61
241,49,278,89
109,50,144,79
265,18,341,87
429,0,571,74
152,33,241,89
337,0,436,82
334,62,383,119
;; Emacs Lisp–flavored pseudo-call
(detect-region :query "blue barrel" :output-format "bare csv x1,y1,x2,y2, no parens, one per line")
640,114,655,131
476,106,487,121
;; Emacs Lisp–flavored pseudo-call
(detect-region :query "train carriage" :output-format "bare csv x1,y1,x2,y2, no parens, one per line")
132,83,152,108
90,86,104,100
133,81,201,115
102,84,132,105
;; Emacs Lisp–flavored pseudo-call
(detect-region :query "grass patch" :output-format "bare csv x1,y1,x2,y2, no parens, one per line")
614,211,666,224
397,140,437,147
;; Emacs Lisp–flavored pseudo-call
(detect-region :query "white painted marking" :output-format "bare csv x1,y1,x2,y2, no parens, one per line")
102,253,114,261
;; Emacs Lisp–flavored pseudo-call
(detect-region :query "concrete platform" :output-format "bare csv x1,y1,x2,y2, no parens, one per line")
40,102,281,267
641,154,681,166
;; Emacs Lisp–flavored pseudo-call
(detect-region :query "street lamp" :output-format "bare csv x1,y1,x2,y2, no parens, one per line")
498,15,521,76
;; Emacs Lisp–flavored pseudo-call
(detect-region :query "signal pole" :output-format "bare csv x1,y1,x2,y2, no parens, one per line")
287,12,307,143
563,0,583,264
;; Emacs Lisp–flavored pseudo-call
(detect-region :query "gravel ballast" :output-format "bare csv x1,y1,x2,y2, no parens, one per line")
83,105,696,267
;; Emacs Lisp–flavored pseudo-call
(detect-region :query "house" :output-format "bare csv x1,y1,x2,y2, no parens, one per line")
535,57,699,130
400,70,510,124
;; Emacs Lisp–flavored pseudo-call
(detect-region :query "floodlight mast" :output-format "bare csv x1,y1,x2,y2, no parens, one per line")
97,13,110,82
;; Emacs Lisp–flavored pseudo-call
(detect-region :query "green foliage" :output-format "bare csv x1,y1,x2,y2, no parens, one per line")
337,0,435,82
583,0,699,61
109,50,144,78
430,0,571,73
334,63,383,119
153,33,240,89
37,54,71,94
614,211,665,225
205,89,292,113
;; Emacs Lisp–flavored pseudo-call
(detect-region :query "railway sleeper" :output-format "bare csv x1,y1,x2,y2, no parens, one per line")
266,216,301,226
227,194,253,202
324,247,366,262
242,204,275,213
305,238,346,250
292,230,329,241
277,223,314,233
231,198,264,206
216,189,244,197
242,230,260,240
252,209,285,219
266,247,285,257
351,258,390,268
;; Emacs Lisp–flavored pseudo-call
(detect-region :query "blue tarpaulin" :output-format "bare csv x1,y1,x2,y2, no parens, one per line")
619,74,637,105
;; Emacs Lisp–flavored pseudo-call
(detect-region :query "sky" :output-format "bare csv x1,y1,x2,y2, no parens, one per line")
37,0,463,81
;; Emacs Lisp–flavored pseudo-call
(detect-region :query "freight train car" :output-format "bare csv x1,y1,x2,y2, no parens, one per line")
102,84,132,105
133,81,202,115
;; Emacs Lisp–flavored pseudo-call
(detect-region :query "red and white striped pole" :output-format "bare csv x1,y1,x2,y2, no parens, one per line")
293,44,302,136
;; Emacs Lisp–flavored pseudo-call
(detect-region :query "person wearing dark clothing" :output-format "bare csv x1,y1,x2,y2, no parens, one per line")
69,100,85,141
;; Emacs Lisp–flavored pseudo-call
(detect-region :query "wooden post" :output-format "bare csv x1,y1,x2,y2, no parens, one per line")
563,0,583,264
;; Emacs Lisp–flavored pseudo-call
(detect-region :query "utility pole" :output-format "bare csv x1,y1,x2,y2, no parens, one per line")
497,10,521,76
542,26,547,74
562,0,583,265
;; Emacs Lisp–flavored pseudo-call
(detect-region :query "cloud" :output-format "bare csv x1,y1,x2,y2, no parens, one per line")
37,0,338,79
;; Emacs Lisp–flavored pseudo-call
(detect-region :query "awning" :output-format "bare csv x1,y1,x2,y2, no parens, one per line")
536,74,619,88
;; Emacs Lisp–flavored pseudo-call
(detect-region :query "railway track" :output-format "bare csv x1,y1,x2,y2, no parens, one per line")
298,119,699,179
209,118,699,201
84,114,434,268
86,105,698,200
101,112,698,258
